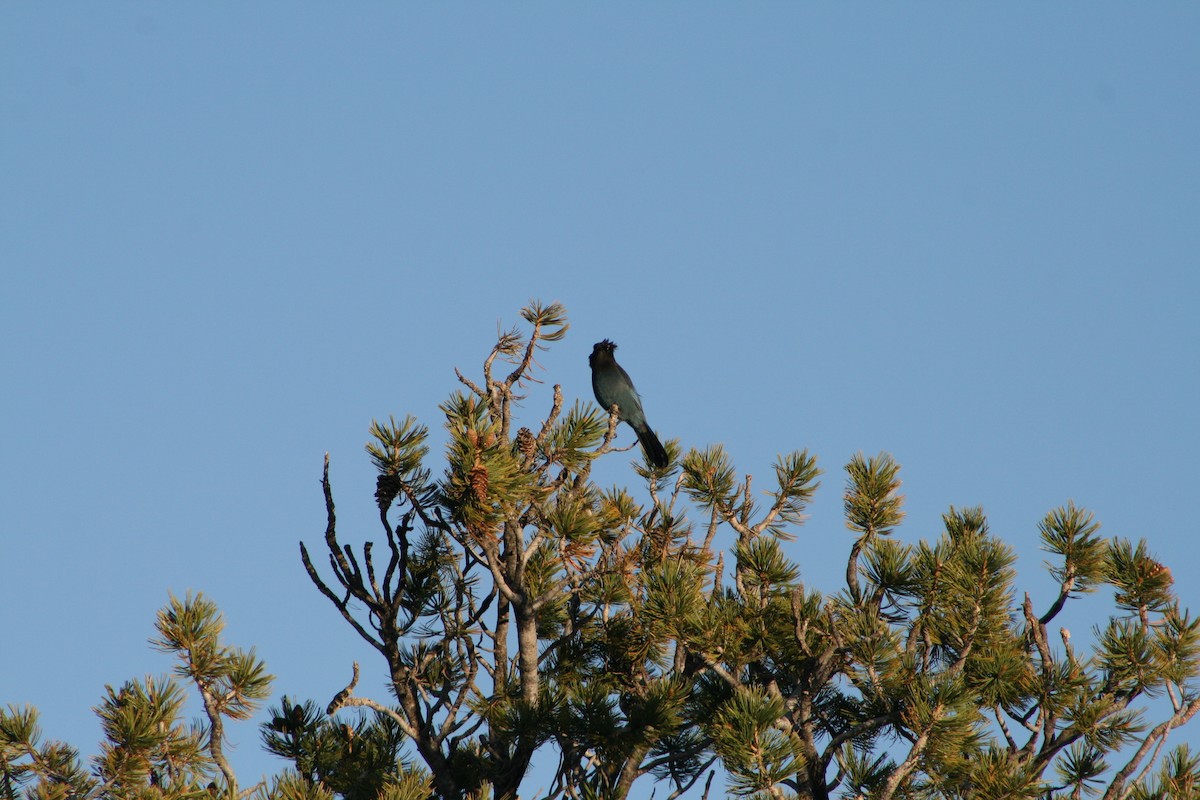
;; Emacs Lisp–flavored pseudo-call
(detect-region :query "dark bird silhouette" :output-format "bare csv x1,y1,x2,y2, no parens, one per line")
589,339,669,469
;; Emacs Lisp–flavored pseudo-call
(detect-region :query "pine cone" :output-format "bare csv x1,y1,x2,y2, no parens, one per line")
375,474,401,511
470,464,489,504
515,427,537,460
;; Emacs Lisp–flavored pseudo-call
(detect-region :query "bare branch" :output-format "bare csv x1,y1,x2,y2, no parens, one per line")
326,662,421,741
455,367,487,399
301,542,384,652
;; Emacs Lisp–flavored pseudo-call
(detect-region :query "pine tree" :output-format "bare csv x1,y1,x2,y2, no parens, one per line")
2,592,270,800
300,301,717,799
298,301,1199,799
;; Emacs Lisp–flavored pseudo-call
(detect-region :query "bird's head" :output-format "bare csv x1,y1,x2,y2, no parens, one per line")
589,339,618,366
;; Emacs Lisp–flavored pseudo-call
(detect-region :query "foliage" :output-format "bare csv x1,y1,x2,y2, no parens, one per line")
5,301,1198,800
3,592,269,800
292,302,1200,799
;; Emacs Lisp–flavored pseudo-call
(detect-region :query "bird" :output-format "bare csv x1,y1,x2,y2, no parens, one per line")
589,339,669,469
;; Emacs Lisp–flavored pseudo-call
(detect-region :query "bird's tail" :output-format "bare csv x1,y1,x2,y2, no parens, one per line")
634,426,669,470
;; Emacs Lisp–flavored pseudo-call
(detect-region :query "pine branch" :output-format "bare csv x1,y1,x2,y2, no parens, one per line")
1100,695,1200,800
197,682,237,800
455,367,487,400
878,703,943,800
326,663,418,740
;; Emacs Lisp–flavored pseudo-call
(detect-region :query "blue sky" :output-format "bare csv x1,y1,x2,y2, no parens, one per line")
3,4,1199,794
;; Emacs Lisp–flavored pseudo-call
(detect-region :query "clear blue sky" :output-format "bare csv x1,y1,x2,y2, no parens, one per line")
3,4,1198,794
